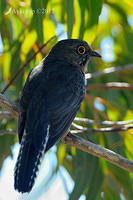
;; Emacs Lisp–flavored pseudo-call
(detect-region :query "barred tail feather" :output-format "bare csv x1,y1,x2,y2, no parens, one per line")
14,125,50,193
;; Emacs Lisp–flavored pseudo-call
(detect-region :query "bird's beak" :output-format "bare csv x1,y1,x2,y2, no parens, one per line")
90,50,101,58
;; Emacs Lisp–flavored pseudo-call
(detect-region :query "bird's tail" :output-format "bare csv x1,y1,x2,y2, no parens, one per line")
14,129,49,193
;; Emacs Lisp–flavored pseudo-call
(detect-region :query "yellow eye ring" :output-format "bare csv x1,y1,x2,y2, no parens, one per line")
77,46,86,55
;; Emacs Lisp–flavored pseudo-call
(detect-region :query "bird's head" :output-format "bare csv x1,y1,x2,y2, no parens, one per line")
48,39,101,73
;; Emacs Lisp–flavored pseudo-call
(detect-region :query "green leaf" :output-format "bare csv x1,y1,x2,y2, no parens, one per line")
31,0,44,44
108,165,133,198
10,41,22,92
70,151,104,200
20,30,37,62
78,0,87,39
86,157,104,200
0,0,6,19
69,150,90,200
103,185,121,200
88,0,102,27
0,134,15,169
66,0,74,38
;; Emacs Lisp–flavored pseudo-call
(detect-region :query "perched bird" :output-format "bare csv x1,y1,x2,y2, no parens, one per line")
14,39,101,193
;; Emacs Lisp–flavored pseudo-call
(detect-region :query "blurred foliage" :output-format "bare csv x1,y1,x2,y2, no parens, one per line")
0,0,133,199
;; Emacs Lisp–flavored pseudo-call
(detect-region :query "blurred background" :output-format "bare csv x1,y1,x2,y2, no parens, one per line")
0,0,133,199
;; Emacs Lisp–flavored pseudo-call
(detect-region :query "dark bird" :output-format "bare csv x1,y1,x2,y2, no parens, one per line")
14,39,101,193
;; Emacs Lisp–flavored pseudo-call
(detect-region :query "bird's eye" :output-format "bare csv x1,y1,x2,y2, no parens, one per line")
77,46,86,55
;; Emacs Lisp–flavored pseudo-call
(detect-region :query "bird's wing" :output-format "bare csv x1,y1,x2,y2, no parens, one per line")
15,93,50,193
45,68,85,152
18,62,46,143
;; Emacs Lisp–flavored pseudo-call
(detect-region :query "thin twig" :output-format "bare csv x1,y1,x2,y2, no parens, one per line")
86,82,133,90
0,129,16,136
0,94,19,120
71,123,97,143
0,110,12,119
1,35,57,94
74,117,133,126
71,123,85,130
85,64,133,80
71,124,133,134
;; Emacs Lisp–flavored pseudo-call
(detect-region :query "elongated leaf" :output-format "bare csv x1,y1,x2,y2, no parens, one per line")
88,0,102,27
86,157,104,200
70,150,103,200
0,134,15,169
66,0,74,38
31,0,44,44
78,0,86,39
0,0,6,19
10,41,22,92
20,30,37,62
108,165,133,197
70,150,91,200
103,185,121,200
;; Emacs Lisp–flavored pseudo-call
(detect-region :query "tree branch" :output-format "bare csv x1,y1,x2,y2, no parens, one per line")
0,93,133,173
0,110,12,119
85,64,133,80
0,129,16,136
86,82,133,90
74,117,133,126
64,133,133,173
71,124,133,133
0,94,19,120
